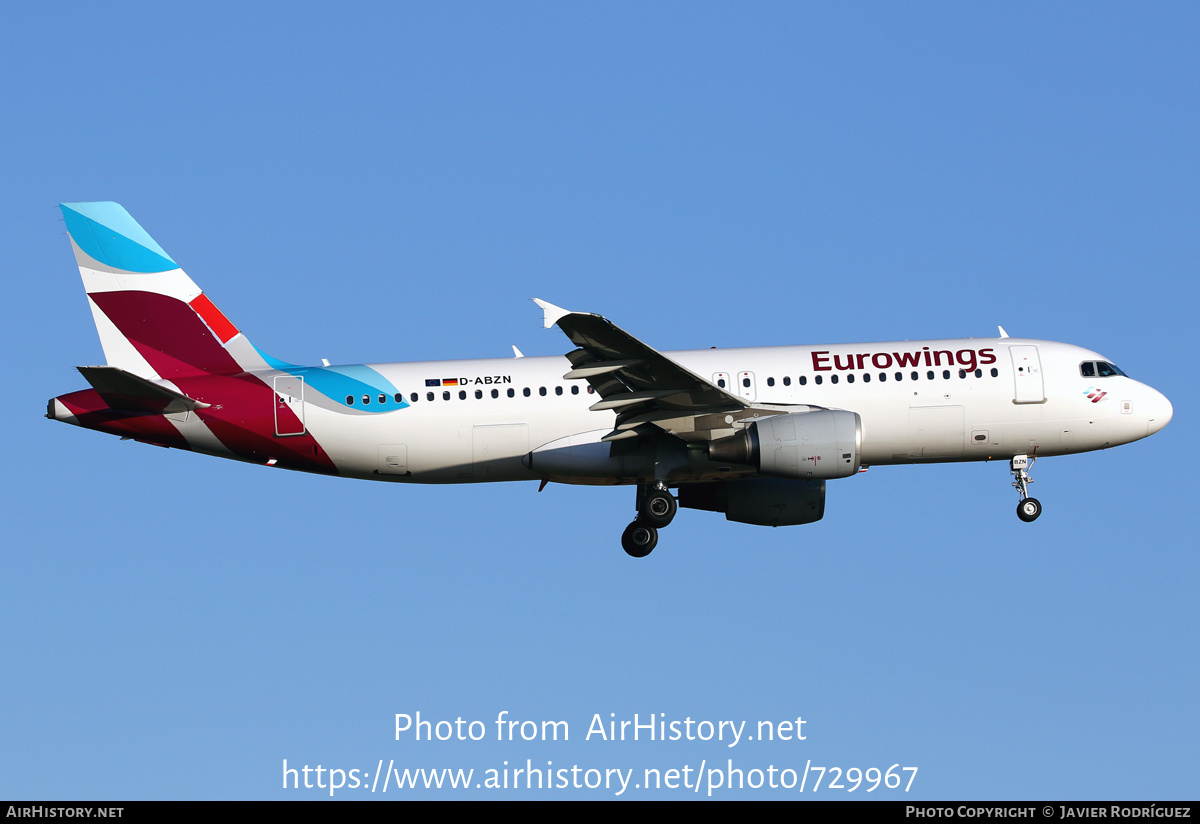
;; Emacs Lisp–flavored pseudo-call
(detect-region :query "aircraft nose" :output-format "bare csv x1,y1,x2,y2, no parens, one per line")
1146,389,1173,436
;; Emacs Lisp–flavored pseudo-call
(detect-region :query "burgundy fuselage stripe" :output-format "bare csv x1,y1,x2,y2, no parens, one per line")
174,374,338,474
58,389,192,449
58,376,340,476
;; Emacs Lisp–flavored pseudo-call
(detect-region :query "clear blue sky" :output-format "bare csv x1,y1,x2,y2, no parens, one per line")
2,2,1196,799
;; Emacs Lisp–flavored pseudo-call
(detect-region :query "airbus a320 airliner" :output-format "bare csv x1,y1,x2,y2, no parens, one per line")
48,203,1172,556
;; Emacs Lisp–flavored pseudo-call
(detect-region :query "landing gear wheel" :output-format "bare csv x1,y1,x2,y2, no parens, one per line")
640,489,677,528
1017,497,1042,523
621,521,658,558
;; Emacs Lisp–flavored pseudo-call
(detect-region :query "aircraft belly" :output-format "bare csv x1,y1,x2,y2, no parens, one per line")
308,403,597,484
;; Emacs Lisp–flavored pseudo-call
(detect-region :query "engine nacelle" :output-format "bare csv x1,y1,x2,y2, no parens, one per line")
708,410,861,480
678,478,826,526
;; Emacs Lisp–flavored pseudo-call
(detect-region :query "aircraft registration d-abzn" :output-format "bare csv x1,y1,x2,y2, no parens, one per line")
49,203,1173,556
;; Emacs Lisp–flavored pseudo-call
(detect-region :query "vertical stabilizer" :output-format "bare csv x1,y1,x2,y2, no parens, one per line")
61,202,271,379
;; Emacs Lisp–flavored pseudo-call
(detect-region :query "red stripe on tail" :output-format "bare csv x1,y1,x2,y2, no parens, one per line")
189,293,239,344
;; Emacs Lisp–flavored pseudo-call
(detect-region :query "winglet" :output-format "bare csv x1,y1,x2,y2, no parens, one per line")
998,325,1010,339
532,298,574,329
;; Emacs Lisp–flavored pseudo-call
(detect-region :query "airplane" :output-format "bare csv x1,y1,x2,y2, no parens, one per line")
48,202,1173,557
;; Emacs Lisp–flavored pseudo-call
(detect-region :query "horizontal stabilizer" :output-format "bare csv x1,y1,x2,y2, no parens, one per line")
77,365,211,414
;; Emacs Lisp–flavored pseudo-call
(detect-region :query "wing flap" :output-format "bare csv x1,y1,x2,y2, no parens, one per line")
535,299,759,442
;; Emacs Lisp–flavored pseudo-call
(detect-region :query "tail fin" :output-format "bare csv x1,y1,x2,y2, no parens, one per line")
61,202,271,379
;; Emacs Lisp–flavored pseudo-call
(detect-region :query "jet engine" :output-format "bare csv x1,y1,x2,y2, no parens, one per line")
707,410,861,480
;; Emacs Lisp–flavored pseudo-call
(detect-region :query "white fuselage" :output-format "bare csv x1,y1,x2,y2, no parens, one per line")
272,337,1170,485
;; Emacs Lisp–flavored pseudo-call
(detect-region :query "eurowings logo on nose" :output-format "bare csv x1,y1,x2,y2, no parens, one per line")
1084,386,1107,403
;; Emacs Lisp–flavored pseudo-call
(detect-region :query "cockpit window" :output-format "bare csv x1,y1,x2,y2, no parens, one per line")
1081,361,1128,378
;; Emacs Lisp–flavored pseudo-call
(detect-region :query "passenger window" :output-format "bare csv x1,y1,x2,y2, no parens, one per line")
846,374,854,383
717,378,726,388
491,389,499,398
346,395,354,405
571,385,579,395
475,390,483,399
767,377,775,387
927,371,934,380
410,393,418,403
831,375,839,384
799,376,807,386
587,386,594,394
507,388,515,398
942,370,950,379
879,372,886,382
911,371,919,380
523,387,531,397
958,369,966,379
974,369,982,378
394,393,402,403
990,368,999,377
555,386,563,396
426,392,434,401
459,390,466,400
539,387,547,396
378,394,386,404
895,372,902,381
363,394,370,404
443,391,450,400
742,377,751,388
814,375,822,385
863,373,871,383
783,376,791,386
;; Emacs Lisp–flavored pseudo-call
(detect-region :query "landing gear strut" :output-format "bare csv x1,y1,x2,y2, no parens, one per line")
621,483,677,557
1011,455,1042,522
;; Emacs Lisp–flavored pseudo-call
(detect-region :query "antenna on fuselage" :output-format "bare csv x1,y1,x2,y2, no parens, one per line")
512,345,524,358
997,326,1010,339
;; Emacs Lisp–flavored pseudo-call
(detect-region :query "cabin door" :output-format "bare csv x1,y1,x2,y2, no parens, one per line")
1009,346,1045,404
273,375,306,436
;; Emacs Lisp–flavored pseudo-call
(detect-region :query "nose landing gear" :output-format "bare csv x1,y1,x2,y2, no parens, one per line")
1011,455,1041,522
621,482,677,557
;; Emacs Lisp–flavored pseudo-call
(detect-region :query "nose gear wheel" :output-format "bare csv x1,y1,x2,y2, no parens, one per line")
1010,455,1041,522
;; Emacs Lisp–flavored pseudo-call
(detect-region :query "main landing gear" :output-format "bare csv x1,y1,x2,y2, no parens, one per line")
1010,455,1042,522
621,483,677,558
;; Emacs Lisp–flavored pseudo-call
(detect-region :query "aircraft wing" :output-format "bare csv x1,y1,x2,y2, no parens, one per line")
534,299,789,443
